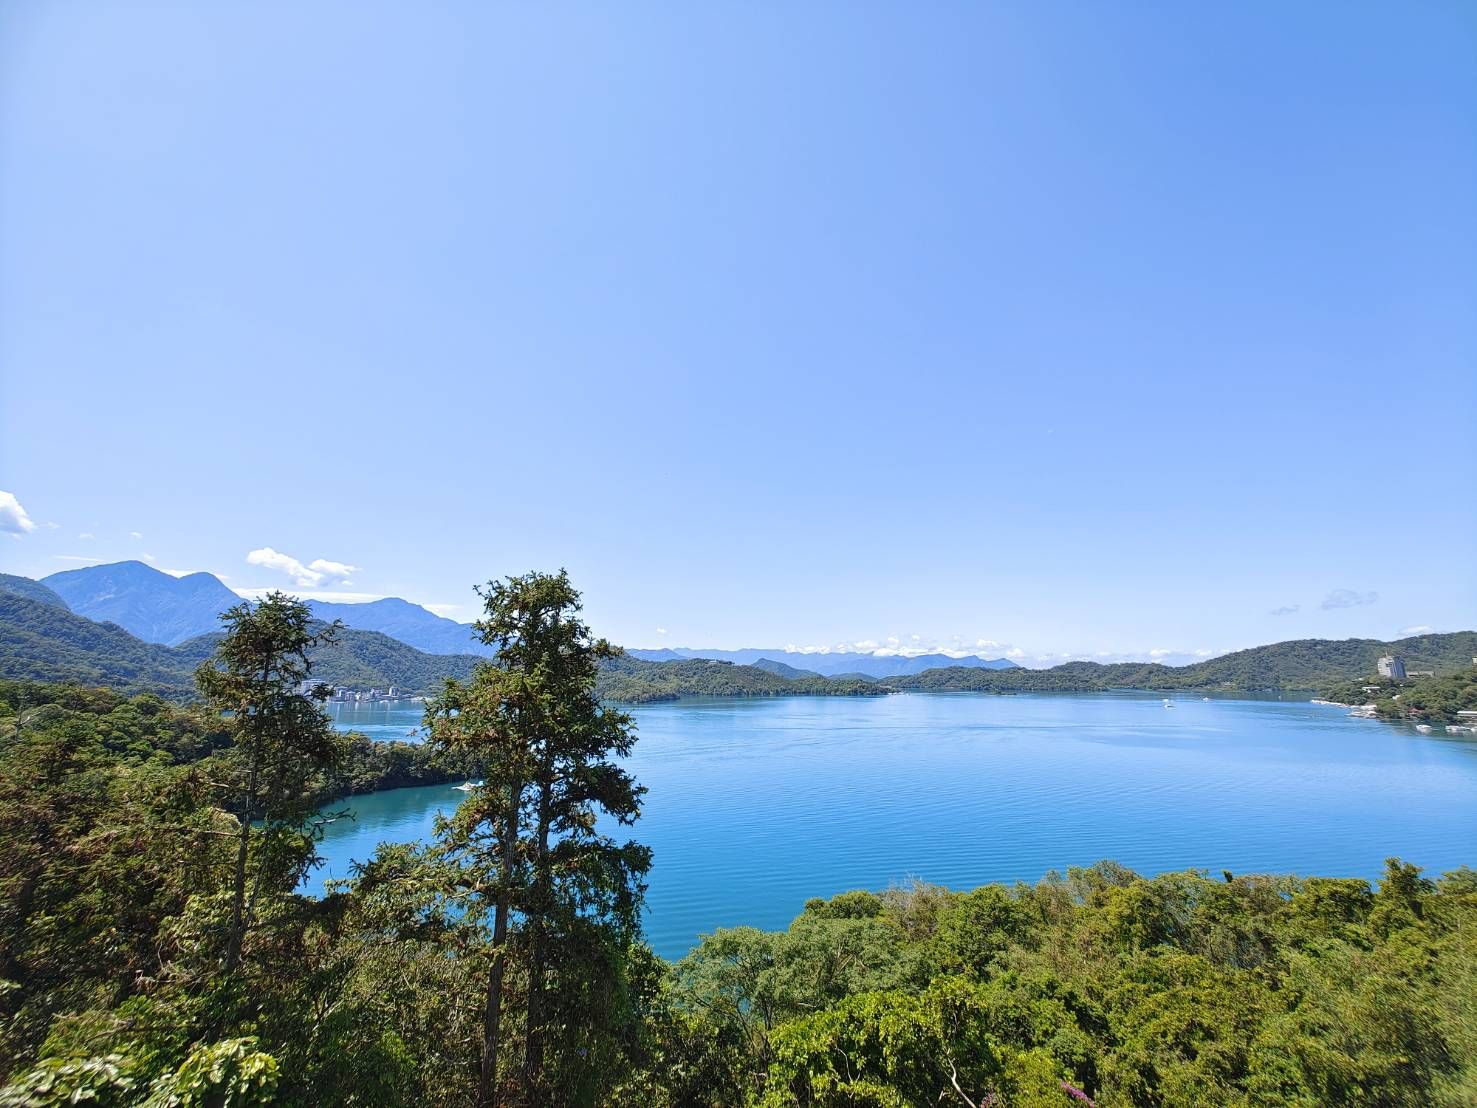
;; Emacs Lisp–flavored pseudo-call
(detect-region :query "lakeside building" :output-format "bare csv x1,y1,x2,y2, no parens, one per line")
323,685,407,703
1377,655,1407,680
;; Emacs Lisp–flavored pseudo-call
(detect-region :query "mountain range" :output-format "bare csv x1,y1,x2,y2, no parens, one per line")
42,561,239,646
28,562,1014,676
626,647,1017,678
36,561,492,655
4,566,1475,705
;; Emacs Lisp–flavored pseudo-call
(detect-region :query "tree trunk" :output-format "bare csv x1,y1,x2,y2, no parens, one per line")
479,785,521,1108
224,765,257,975
523,778,553,1096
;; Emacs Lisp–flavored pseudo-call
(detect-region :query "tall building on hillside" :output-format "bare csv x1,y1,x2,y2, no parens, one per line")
1377,655,1407,680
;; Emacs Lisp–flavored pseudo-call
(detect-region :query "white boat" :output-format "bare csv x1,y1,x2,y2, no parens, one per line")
453,780,483,792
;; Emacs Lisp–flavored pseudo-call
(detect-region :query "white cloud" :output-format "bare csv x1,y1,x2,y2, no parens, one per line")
141,552,157,562
78,532,95,540
778,634,1021,660
129,531,143,540
53,554,105,565
655,627,668,636
0,491,37,535
308,558,357,579
1321,588,1378,610
1269,604,1299,616
424,603,464,619
1399,625,1435,637
245,547,360,588
44,521,59,530
1006,647,1026,659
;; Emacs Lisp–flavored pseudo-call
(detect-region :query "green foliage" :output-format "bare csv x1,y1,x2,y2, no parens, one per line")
0,592,198,696
147,1038,279,1107
422,570,653,1105
7,581,1477,702
895,632,1477,693
0,574,70,612
194,593,349,975
1379,669,1477,725
4,645,1477,1105
658,867,1477,1106
178,624,482,694
595,654,885,702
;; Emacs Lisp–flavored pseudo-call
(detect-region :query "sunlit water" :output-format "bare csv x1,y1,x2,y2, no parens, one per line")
311,692,1477,960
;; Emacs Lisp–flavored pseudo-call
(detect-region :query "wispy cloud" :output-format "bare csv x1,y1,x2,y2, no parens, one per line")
423,603,464,619
1321,588,1378,610
129,531,143,540
655,627,668,636
53,554,105,565
779,633,1020,660
245,547,360,588
1399,625,1434,637
1269,604,1299,616
78,532,95,540
0,491,37,535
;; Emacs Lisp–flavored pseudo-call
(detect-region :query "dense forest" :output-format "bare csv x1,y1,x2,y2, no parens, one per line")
4,577,1474,704
1319,670,1477,726
2,578,1475,1105
595,655,883,702
893,633,1477,694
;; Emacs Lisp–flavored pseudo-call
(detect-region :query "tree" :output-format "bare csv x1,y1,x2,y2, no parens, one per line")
423,570,649,1107
194,593,344,976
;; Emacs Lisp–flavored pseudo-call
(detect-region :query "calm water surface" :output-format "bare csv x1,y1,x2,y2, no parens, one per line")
312,693,1477,960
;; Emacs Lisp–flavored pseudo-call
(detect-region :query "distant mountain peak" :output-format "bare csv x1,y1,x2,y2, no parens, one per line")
41,561,240,646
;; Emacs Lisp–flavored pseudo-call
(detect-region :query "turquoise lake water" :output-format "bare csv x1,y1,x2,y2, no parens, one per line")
313,692,1477,960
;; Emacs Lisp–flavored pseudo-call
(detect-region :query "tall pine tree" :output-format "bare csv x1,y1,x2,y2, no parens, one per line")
424,570,649,1107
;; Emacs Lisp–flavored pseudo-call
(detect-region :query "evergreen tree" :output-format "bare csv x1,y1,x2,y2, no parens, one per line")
194,593,344,975
424,570,649,1107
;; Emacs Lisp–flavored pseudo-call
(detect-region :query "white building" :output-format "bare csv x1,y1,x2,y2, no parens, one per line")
1377,655,1407,680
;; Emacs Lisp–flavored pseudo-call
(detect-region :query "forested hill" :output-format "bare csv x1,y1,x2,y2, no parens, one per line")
0,593,874,702
174,627,483,691
0,591,199,697
4,587,1474,700
0,573,71,611
0,592,483,697
893,632,1477,693
593,655,883,702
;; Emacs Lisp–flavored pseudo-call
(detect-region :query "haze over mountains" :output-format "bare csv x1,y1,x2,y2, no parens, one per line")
43,561,240,646
3,568,1475,704
627,647,1017,678
28,561,1017,676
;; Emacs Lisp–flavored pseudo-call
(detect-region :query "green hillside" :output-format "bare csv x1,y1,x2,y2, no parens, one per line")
175,627,482,692
594,655,885,702
751,657,825,680
0,594,875,702
893,632,1477,693
0,593,197,696
6,590,1475,703
0,573,72,611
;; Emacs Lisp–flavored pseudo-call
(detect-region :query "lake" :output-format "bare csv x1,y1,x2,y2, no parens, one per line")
312,692,1477,960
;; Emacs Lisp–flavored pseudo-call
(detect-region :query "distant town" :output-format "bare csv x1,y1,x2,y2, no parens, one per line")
295,681,423,704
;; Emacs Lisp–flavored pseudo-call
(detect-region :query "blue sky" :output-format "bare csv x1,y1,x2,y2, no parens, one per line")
2,2,1473,665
